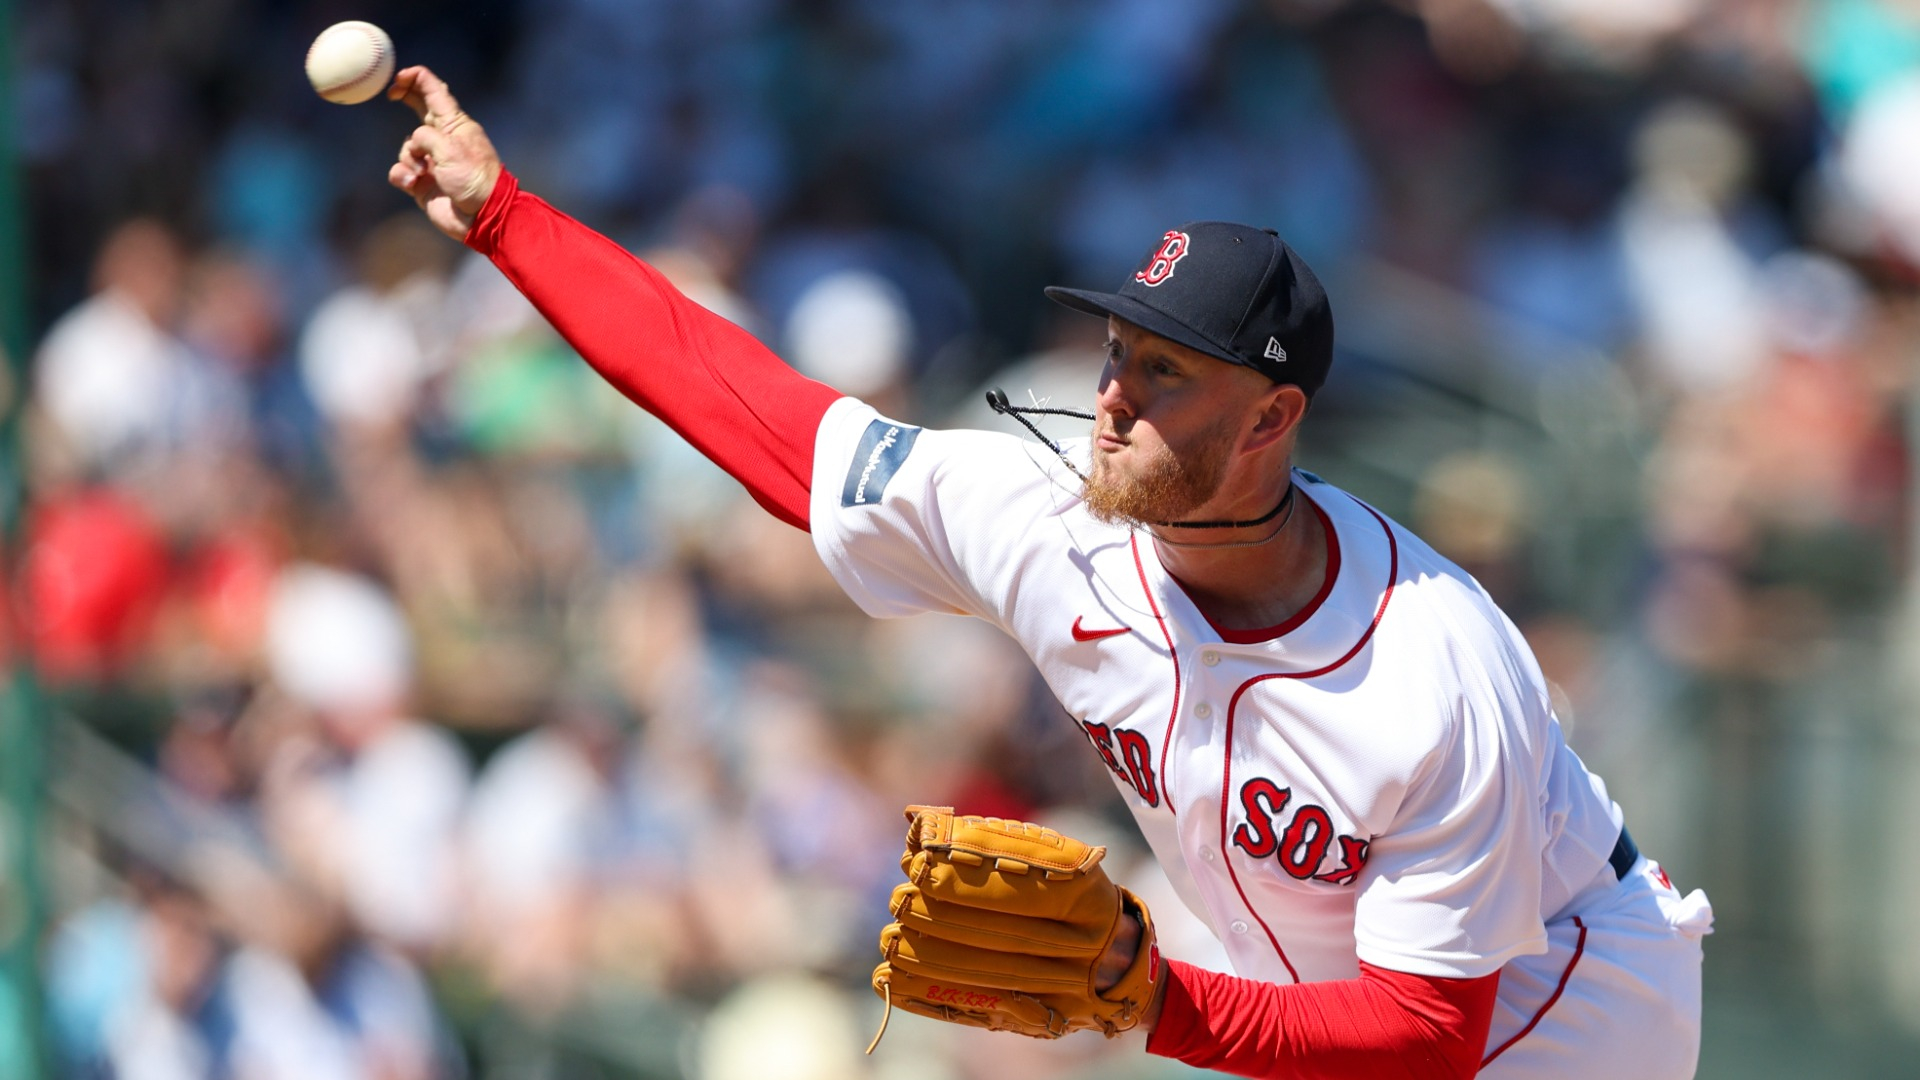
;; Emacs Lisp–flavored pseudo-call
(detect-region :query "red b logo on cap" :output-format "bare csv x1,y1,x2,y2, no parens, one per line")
1134,231,1190,287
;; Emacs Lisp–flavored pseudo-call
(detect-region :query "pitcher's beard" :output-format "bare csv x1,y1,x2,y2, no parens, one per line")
1081,419,1235,528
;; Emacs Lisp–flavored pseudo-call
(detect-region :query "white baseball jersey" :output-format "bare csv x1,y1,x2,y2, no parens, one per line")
809,398,1711,1073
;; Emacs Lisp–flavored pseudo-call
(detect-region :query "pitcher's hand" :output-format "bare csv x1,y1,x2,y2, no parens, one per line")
386,66,501,242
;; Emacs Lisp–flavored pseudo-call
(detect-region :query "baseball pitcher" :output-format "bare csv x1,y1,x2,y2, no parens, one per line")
387,66,1712,1079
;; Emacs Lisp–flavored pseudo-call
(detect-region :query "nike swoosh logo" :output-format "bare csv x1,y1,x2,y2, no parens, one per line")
1071,616,1130,643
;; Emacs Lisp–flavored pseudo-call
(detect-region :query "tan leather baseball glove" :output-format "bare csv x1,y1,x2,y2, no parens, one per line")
868,805,1161,1046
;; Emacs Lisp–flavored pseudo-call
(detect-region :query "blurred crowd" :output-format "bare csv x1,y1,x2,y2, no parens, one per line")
11,0,1920,1077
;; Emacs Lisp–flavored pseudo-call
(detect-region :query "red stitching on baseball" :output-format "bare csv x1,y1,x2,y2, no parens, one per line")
310,24,386,96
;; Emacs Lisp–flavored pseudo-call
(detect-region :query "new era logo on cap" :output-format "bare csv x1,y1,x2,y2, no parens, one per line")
1042,221,1334,395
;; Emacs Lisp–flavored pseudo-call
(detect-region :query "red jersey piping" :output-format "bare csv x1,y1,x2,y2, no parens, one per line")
1215,497,1399,982
1194,495,1340,644
1481,916,1588,1067
1133,533,1183,814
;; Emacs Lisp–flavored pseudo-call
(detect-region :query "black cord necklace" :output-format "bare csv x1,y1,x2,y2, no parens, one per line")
1151,485,1296,549
1149,482,1293,530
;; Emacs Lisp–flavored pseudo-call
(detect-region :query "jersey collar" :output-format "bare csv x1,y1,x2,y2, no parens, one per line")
1134,475,1395,672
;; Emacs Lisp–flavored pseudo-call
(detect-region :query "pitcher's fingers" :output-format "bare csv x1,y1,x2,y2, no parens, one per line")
392,166,439,203
387,66,426,116
388,65,462,126
401,125,454,167
386,158,438,206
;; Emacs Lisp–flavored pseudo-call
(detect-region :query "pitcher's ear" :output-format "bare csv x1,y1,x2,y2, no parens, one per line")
1244,383,1310,454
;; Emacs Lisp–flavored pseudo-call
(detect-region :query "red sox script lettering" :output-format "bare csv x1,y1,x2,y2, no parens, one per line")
1080,720,1160,807
1231,777,1370,885
927,985,1001,1009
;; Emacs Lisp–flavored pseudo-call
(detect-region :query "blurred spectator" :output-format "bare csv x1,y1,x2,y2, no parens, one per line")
747,221,975,394
1618,99,1781,395
730,666,898,971
299,218,456,438
1411,450,1535,608
224,922,446,1080
697,973,867,1080
46,874,231,1080
1467,117,1632,356
178,250,325,477
22,487,169,685
1835,71,1920,269
783,269,914,406
32,220,196,472
263,565,471,954
461,697,629,1014
103,884,229,1080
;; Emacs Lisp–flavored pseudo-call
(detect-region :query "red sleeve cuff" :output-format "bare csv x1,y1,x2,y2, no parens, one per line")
1145,959,1209,1060
463,167,520,256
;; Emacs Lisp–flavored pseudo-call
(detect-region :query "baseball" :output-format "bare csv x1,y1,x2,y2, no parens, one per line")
305,21,395,105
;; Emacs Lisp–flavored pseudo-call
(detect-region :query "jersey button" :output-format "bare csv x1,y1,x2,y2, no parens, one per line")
1201,650,1221,667
1200,846,1216,863
1195,702,1213,719
1230,920,1249,935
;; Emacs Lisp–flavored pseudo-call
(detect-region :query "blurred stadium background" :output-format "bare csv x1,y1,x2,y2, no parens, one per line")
5,0,1920,1076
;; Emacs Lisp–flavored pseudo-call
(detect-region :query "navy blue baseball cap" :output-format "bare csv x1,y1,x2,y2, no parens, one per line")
1044,222,1335,396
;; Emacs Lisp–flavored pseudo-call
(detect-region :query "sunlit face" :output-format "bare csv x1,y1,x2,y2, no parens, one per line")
1081,318,1255,528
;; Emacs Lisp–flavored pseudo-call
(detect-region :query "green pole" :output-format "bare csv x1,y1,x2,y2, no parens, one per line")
0,0,50,1072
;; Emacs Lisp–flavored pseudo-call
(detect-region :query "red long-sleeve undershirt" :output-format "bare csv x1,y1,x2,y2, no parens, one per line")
462,170,1501,1076
1148,960,1501,1080
464,169,841,531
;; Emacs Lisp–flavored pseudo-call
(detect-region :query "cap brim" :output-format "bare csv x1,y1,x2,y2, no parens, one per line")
1042,286,1249,370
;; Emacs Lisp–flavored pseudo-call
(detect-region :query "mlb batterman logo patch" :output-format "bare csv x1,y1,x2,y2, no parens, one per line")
1134,230,1191,286
841,419,922,507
